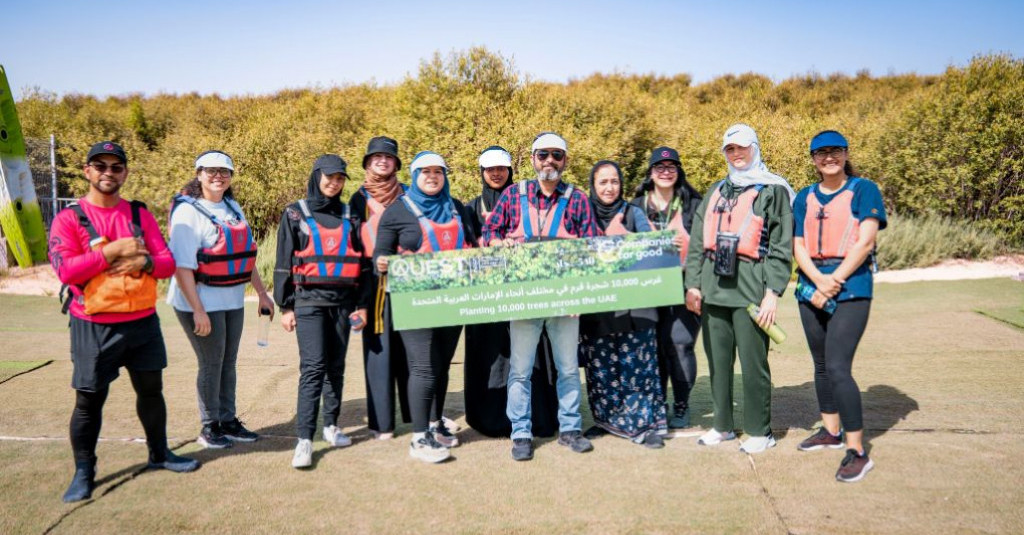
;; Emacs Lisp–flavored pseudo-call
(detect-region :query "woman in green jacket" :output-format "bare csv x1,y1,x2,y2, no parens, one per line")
684,123,794,454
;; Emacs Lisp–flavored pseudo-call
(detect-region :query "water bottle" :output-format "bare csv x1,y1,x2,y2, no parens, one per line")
256,307,271,347
795,282,837,315
349,311,365,333
746,304,787,344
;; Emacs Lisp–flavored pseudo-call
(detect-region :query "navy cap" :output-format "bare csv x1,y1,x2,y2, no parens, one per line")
648,146,680,170
87,141,127,164
810,130,849,153
315,154,348,176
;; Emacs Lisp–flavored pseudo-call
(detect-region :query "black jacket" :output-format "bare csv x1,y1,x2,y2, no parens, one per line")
273,200,372,309
373,198,477,272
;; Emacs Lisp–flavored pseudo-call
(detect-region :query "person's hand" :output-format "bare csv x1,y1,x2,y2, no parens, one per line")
757,291,779,329
376,256,389,273
102,237,148,262
280,309,296,333
192,309,212,337
106,255,147,274
685,288,703,315
350,308,368,328
815,274,842,298
672,231,686,250
810,290,830,310
257,293,275,320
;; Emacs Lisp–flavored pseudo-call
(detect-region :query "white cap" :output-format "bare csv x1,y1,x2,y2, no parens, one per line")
721,123,758,150
531,132,568,152
410,151,448,172
195,151,235,171
479,148,512,168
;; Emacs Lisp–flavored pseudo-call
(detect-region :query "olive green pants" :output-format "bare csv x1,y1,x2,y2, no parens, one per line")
701,304,772,436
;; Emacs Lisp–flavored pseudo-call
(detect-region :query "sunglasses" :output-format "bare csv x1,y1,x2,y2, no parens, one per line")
202,167,233,177
534,149,565,162
87,162,126,174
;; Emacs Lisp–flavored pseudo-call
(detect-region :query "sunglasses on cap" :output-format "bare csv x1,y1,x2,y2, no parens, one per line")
87,162,126,174
534,149,565,162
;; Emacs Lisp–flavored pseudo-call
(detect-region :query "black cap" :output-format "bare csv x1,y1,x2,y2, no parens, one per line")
87,141,127,164
314,154,348,176
362,136,402,170
648,146,680,171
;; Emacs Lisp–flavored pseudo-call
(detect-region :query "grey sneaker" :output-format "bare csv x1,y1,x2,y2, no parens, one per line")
148,450,200,473
668,407,691,429
557,431,594,453
739,433,777,454
641,430,665,449
511,438,534,461
197,423,232,449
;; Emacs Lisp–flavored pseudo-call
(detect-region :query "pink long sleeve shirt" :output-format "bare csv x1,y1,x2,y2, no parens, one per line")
48,198,176,324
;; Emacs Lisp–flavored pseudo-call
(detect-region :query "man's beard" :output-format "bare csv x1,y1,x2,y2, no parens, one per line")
537,168,561,182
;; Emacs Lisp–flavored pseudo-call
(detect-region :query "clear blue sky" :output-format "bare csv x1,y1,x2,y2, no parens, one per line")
4,0,1022,99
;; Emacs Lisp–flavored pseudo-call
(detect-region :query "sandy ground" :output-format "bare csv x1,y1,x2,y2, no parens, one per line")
4,256,1023,296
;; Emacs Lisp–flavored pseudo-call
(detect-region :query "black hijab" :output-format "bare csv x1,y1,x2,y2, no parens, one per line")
588,160,626,230
479,145,513,211
305,160,345,212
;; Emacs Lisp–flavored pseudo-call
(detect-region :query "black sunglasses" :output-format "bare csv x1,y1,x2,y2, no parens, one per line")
534,149,565,162
88,162,126,174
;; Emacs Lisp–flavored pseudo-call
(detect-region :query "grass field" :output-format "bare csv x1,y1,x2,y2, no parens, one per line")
1,279,1023,534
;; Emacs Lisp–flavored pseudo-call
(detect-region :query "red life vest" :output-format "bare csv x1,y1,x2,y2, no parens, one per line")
643,194,690,262
804,178,861,260
359,185,408,256
702,182,767,260
171,195,257,286
291,200,362,286
508,181,576,241
399,196,468,253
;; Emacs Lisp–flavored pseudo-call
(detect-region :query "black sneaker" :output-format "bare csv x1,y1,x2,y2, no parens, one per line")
62,463,95,503
148,450,201,473
511,438,534,461
197,423,232,449
220,418,259,442
430,421,460,448
557,431,594,453
798,427,844,451
409,433,450,464
836,449,874,482
641,430,665,449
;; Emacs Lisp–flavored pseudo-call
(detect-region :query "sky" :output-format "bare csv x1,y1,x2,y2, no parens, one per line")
4,0,1023,99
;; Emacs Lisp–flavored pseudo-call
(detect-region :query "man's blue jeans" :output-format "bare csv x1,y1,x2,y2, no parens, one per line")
506,316,582,439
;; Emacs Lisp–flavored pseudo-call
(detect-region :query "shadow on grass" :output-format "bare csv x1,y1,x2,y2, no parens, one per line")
772,381,919,439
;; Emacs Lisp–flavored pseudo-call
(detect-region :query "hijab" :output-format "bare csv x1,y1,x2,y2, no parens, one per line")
588,160,626,231
305,160,344,212
406,151,455,223
362,162,403,207
721,123,796,203
478,145,513,211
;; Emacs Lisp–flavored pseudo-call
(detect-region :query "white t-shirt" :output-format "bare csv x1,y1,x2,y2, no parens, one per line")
167,197,249,312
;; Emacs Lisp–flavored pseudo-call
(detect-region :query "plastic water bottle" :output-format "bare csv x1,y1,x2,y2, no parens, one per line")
256,308,271,347
795,282,837,315
349,311,365,333
746,304,787,344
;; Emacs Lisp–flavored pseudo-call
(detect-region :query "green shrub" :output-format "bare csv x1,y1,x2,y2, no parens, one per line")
253,225,278,293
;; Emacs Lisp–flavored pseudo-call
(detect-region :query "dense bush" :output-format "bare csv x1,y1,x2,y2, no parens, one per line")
14,49,1024,247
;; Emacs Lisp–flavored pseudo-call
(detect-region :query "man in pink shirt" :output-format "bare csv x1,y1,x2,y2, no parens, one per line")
49,141,199,503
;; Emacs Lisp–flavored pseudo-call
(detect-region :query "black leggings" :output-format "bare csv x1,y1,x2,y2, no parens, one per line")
70,370,168,466
798,299,871,432
400,326,462,433
657,305,700,412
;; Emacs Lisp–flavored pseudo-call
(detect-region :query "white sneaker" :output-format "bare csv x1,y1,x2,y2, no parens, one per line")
409,434,450,464
698,429,737,446
323,425,352,447
739,434,777,454
292,439,313,468
373,431,394,441
441,416,460,433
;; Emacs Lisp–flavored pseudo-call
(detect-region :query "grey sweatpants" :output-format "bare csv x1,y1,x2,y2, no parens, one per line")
175,308,245,426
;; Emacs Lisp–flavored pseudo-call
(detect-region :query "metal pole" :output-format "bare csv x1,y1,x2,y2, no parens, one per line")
49,134,57,219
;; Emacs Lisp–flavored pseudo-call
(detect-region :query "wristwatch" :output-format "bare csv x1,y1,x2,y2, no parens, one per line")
143,255,154,273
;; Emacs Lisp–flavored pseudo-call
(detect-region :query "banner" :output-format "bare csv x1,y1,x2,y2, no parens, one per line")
387,231,685,330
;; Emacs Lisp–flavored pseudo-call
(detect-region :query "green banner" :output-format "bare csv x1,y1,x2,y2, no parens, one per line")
388,231,685,330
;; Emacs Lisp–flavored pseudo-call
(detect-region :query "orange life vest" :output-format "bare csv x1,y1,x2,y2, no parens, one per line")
702,182,767,260
399,196,468,253
291,200,362,285
804,178,862,260
170,195,257,287
642,194,691,262
359,185,408,256
508,181,575,242
66,201,158,315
